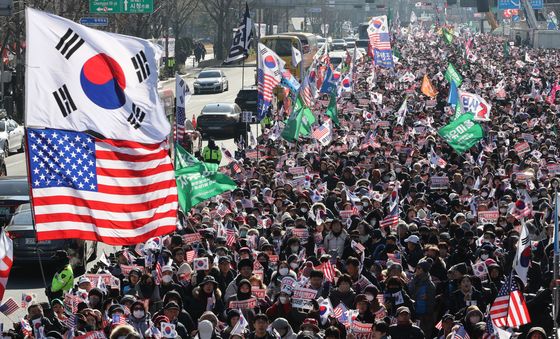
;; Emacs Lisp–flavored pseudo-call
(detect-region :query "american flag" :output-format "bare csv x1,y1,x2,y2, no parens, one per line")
186,250,197,263
63,313,77,330
27,128,178,245
453,325,470,339
312,123,330,141
318,260,336,283
369,32,392,50
257,43,284,119
379,186,400,229
351,240,366,254
112,314,127,326
231,162,242,174
300,73,314,107
490,274,530,328
226,228,237,247
174,74,190,142
154,255,165,285
333,303,348,324
435,319,442,330
245,149,258,159
482,316,498,339
0,298,18,316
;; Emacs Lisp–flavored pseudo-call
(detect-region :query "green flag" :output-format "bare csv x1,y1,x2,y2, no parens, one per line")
438,113,484,154
325,93,340,126
175,144,237,212
281,96,316,141
503,41,510,58
442,28,454,45
392,46,401,59
445,63,463,87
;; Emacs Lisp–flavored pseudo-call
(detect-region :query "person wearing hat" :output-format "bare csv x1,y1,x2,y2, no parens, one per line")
127,300,152,336
151,290,196,335
48,250,74,301
434,313,455,339
215,255,236,293
76,276,92,292
387,306,424,339
190,275,225,321
134,273,161,314
409,257,436,337
298,318,321,337
50,298,68,324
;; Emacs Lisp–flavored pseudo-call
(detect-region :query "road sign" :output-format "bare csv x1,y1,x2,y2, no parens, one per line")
89,0,153,14
241,111,253,123
79,17,109,26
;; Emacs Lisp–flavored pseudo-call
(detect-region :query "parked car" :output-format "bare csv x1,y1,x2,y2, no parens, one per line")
5,204,96,275
0,176,28,226
193,69,229,94
331,39,347,50
0,118,24,155
196,103,247,140
234,87,258,123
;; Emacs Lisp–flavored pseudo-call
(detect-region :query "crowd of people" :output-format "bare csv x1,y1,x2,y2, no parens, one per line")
7,23,560,339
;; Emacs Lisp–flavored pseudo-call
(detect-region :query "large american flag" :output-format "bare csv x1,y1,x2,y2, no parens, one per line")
27,128,178,245
0,297,18,316
490,274,530,328
300,73,314,108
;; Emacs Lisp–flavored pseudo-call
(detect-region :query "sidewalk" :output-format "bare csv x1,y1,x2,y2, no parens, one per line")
158,53,215,88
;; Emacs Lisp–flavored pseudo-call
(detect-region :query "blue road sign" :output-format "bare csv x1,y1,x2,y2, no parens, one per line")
79,17,109,26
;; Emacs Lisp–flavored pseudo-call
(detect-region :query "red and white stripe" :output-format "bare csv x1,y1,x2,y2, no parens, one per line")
258,73,280,102
0,231,13,302
321,261,336,283
226,229,237,247
32,139,178,245
186,250,197,263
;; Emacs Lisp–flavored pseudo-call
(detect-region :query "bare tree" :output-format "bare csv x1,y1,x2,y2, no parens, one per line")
201,0,235,60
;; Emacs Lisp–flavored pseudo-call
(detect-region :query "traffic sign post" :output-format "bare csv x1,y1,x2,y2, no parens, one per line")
79,17,109,26
89,0,153,14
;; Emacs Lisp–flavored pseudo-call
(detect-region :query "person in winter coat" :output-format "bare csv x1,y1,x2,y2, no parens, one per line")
271,317,297,339
267,261,297,298
266,292,297,324
152,290,197,335
224,258,254,301
190,275,225,322
408,258,436,337
449,275,485,315
222,309,248,339
194,319,222,339
127,301,152,336
354,294,376,324
387,306,424,339
323,219,348,258
383,276,415,318
328,274,356,310
135,273,162,314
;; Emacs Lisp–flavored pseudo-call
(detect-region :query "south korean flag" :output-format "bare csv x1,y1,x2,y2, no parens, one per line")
25,8,170,144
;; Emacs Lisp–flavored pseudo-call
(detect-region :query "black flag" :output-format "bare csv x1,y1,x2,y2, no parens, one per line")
224,3,253,64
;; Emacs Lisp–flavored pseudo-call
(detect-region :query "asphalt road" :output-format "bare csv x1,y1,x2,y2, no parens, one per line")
0,64,256,326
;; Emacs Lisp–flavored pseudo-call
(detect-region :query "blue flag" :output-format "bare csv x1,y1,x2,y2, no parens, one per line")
374,49,394,69
319,67,340,94
448,81,458,106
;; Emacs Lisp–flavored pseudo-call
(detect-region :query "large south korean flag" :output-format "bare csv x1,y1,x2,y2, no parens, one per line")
25,8,170,144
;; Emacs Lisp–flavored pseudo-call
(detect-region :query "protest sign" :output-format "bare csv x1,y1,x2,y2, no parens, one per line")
229,297,257,309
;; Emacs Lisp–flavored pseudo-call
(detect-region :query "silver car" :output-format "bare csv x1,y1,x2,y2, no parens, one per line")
196,103,247,140
193,69,229,94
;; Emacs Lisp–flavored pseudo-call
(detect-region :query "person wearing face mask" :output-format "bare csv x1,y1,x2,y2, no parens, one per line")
127,301,152,335
87,288,105,312
268,261,297,297
281,238,302,261
462,305,484,337
224,258,254,301
265,292,296,325
189,275,225,323
159,266,184,299
383,276,415,318
354,294,376,324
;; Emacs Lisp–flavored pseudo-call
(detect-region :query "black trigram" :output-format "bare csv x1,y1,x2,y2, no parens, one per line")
53,85,77,117
127,104,145,129
55,28,85,60
131,51,151,83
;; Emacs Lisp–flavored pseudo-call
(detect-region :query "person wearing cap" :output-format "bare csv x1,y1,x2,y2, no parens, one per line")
75,276,92,293
224,258,254,301
48,250,74,301
387,306,424,339
403,235,423,268
434,313,455,339
298,318,321,337
122,268,142,296
216,255,236,294
159,265,183,298
162,301,189,339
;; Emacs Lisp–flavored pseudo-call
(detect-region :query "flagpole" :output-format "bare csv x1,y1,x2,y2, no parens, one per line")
241,55,245,89
554,190,559,339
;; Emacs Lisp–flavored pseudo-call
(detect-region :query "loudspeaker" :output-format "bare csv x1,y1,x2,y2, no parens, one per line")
477,0,489,12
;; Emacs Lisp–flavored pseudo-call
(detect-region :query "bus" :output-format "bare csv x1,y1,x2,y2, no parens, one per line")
260,32,318,81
